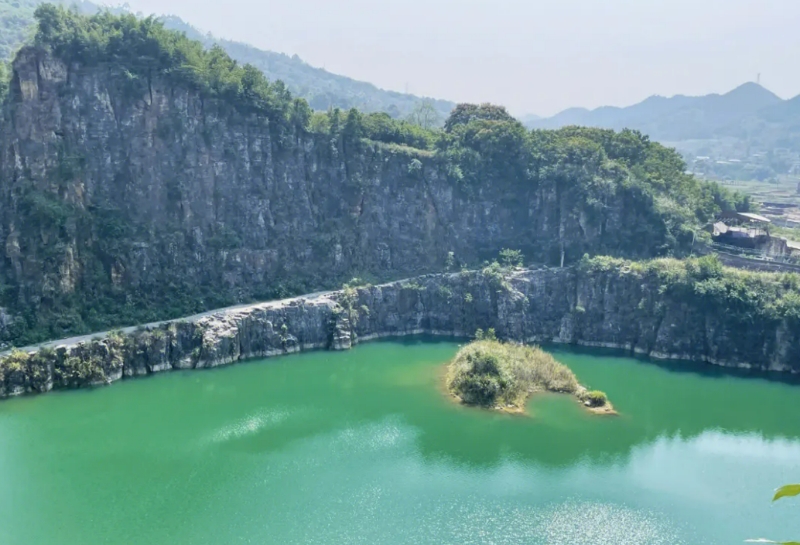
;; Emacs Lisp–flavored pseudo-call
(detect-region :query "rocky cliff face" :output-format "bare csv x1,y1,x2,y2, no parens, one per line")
0,47,677,343
3,262,797,399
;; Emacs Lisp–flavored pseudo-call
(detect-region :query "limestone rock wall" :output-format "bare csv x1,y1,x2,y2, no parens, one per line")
2,265,797,400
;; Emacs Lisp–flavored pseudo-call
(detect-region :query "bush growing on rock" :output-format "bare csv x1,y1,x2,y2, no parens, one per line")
55,356,105,389
3,349,29,374
1,349,30,392
499,249,524,268
28,347,57,392
583,390,608,407
0,348,59,394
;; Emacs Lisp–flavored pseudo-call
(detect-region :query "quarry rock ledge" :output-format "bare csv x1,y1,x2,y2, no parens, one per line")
1,260,800,399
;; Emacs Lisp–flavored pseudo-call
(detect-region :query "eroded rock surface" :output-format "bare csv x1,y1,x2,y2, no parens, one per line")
3,264,798,399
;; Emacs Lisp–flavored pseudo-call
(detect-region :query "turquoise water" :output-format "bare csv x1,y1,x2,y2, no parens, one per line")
0,339,799,544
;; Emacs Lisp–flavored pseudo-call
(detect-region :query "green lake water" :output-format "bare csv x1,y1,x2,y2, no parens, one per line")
1,338,800,544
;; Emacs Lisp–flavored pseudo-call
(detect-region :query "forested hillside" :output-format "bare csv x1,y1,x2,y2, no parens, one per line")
157,16,454,119
0,7,750,346
0,0,40,59
0,0,454,119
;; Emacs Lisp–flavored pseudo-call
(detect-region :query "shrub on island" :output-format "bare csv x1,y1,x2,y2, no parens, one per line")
446,339,580,410
582,390,609,408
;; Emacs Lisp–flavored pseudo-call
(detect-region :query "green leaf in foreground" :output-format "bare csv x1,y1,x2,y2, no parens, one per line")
745,484,800,543
745,540,800,544
773,485,800,502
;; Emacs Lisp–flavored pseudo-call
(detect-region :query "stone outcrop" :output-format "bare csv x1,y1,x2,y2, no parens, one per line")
2,262,798,399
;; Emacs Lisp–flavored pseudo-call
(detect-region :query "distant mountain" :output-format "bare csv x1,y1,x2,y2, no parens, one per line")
518,113,542,125
529,82,785,141
0,0,455,120
757,94,800,124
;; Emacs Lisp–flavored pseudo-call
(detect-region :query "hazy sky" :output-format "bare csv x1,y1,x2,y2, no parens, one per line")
118,0,800,116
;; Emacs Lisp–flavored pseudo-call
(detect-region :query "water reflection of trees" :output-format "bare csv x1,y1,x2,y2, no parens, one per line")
222,339,800,470
407,345,800,469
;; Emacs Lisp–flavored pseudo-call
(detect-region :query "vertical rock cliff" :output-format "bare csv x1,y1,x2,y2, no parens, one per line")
2,259,798,399
0,45,686,343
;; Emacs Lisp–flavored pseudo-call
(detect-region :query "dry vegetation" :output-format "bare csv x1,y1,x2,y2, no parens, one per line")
446,339,610,413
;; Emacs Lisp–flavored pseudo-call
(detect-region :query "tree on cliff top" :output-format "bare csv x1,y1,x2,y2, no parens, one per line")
406,99,442,130
444,103,518,132
33,4,295,120
439,107,748,257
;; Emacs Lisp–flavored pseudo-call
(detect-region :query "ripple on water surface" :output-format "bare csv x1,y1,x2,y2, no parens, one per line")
205,407,293,445
0,340,799,545
535,501,686,545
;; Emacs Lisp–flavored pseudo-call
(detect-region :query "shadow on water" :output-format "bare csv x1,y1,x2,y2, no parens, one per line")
371,333,800,386
6,335,800,545
210,336,800,472
7,334,800,475
541,341,800,387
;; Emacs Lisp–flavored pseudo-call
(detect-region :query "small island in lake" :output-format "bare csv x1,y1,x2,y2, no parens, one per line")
445,333,615,415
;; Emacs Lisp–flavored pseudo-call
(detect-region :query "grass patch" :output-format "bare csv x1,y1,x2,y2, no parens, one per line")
446,339,581,410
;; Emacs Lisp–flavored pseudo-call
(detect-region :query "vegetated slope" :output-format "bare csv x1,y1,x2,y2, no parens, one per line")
0,0,38,61
529,82,786,142
158,16,455,119
0,0,120,60
0,6,750,346
0,0,454,119
730,94,800,152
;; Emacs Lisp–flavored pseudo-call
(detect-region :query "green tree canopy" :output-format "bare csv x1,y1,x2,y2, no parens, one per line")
444,103,518,133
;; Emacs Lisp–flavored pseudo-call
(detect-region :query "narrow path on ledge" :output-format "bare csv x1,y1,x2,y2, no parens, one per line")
2,289,335,356
2,268,542,356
